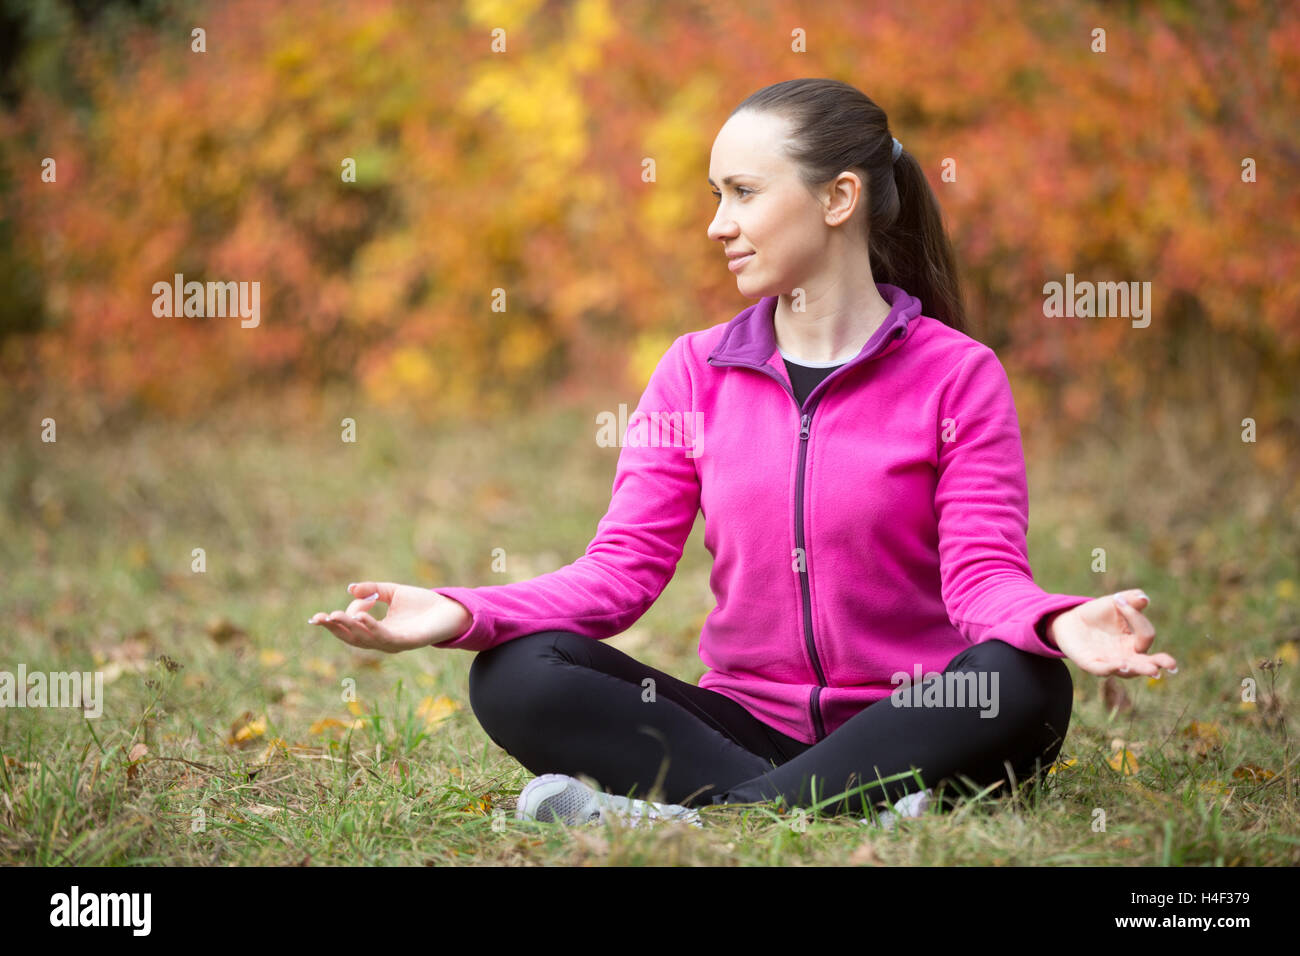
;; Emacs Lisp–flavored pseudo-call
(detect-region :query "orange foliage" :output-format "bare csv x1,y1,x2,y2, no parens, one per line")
0,0,1295,429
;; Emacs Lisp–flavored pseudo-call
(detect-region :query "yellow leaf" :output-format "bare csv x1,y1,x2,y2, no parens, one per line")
305,658,337,678
1047,756,1077,776
416,694,461,728
1275,579,1295,600
346,700,365,716
227,713,267,749
460,795,493,815
234,717,265,742
253,737,288,767
1180,721,1224,757
1276,640,1299,665
309,717,352,735
259,649,286,667
1231,763,1275,783
1108,747,1139,774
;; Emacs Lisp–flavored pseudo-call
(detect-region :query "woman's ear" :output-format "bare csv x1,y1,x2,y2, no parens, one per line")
824,170,866,228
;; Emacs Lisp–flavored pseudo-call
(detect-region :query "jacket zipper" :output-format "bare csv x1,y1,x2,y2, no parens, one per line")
707,317,907,742
706,357,834,742
796,407,827,740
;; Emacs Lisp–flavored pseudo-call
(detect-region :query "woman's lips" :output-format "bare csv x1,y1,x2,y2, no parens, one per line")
728,252,754,273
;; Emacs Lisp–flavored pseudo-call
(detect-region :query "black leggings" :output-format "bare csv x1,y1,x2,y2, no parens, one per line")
467,630,1073,817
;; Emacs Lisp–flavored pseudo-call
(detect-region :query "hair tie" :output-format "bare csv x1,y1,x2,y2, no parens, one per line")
891,136,903,163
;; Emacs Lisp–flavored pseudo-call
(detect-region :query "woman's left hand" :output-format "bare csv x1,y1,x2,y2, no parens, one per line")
1048,588,1178,678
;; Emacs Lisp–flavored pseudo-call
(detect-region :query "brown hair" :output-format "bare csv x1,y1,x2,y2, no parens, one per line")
730,78,967,334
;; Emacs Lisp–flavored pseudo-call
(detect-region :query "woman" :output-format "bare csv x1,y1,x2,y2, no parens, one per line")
309,78,1177,828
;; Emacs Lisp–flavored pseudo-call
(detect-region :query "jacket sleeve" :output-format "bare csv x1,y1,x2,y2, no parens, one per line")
934,345,1093,659
428,335,702,652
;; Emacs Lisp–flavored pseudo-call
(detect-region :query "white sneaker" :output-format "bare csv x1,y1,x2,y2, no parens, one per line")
515,773,703,828
867,788,933,830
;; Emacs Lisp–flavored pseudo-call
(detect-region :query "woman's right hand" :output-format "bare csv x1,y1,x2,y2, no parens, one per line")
308,582,471,653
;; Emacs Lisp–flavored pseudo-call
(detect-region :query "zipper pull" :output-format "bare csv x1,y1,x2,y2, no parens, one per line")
800,413,810,440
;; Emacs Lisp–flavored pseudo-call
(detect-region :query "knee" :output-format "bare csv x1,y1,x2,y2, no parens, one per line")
467,630,574,731
961,640,1074,740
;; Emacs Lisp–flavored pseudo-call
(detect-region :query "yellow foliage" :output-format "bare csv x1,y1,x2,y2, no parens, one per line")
500,323,548,375
1108,747,1139,774
464,0,546,29
627,332,674,390
416,694,461,728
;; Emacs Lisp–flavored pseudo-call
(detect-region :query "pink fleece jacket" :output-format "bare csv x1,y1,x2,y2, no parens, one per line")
432,283,1092,744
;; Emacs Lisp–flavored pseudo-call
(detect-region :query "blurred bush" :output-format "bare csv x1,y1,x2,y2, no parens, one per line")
0,0,1294,454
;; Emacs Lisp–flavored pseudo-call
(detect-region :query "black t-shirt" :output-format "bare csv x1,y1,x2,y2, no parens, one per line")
782,351,845,407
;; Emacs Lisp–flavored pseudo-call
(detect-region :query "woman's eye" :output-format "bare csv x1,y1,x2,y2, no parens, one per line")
712,187,750,204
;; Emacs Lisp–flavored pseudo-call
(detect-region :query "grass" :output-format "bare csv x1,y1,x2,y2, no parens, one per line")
1,380,1297,865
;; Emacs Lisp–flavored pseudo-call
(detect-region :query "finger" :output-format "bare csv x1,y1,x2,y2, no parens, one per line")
349,611,386,645
1116,654,1160,678
1147,652,1178,674
1112,592,1156,649
318,618,362,648
327,610,376,649
353,612,405,653
348,581,396,604
347,591,383,615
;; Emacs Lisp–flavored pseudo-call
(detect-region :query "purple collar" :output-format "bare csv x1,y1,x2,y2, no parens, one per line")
707,283,921,369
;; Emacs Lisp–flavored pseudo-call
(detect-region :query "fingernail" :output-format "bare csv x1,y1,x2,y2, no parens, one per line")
365,592,379,601
1169,667,1178,675
1136,591,1149,602
1114,593,1130,607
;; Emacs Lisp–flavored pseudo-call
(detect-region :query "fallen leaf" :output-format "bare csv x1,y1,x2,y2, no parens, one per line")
460,795,493,815
1047,756,1077,776
1108,746,1140,774
259,649,286,667
1231,763,1275,783
226,712,267,748
416,694,460,728
1180,721,1225,759
305,658,337,678
308,717,360,735
206,616,248,645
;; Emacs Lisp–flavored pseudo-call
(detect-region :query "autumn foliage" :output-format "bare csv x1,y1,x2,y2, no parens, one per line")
0,0,1295,439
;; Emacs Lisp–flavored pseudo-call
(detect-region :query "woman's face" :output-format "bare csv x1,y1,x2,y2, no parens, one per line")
707,110,850,298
